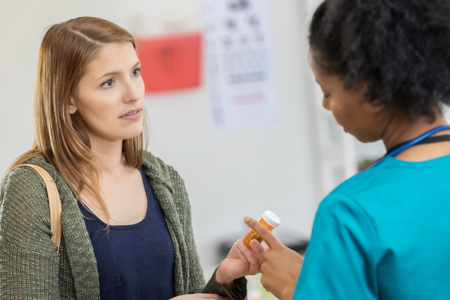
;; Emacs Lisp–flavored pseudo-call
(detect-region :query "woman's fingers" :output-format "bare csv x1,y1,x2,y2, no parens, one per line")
198,294,229,300
234,241,251,266
236,240,260,274
249,239,265,256
170,294,229,299
202,294,229,300
236,240,259,265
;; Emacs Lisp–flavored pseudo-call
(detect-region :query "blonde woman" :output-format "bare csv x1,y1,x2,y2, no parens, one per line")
0,17,257,300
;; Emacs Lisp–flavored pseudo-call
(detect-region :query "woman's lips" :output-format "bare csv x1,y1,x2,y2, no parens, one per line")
119,109,141,120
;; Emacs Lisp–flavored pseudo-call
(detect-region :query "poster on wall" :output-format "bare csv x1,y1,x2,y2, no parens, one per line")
137,33,202,93
203,0,279,131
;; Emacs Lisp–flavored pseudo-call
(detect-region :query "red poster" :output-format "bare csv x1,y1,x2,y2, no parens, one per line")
136,33,202,93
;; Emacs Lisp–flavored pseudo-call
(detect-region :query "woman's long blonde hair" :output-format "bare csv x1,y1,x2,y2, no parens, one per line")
9,17,148,223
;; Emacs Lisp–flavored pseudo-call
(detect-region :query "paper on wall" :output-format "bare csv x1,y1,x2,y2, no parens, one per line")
203,0,280,131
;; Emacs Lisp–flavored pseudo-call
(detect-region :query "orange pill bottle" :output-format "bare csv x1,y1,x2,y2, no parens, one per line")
243,210,281,250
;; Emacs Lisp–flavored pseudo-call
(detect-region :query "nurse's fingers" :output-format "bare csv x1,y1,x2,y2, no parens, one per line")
244,217,282,250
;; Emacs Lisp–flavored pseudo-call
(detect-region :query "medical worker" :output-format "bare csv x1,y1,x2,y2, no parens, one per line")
244,0,450,299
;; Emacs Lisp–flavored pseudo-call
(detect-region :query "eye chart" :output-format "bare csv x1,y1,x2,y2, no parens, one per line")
203,0,279,131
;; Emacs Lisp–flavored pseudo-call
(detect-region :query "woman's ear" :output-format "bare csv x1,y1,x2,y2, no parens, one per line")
69,96,77,114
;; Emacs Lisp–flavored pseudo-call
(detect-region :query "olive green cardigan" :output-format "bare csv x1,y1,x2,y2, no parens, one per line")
0,153,247,299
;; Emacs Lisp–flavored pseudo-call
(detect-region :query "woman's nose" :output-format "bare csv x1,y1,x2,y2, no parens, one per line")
123,78,142,103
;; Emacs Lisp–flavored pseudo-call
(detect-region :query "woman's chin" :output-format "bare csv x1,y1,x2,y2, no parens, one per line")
121,128,144,140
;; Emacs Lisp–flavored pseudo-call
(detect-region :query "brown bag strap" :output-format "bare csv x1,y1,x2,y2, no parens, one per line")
11,164,62,254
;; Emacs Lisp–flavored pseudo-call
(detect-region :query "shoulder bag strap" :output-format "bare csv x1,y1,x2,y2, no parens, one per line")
11,164,62,254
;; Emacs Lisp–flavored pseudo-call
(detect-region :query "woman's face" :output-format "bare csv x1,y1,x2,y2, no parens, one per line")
308,49,388,143
70,42,145,144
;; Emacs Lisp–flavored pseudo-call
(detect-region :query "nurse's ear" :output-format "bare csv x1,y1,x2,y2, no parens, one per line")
69,96,77,114
359,83,386,114
369,101,386,113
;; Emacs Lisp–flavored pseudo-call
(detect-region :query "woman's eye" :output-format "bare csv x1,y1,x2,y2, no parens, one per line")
131,68,141,77
101,79,114,88
324,93,331,98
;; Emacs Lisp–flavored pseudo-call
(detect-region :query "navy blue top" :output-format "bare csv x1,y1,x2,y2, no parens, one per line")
78,167,175,300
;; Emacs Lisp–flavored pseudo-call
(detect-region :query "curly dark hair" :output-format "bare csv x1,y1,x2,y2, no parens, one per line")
309,0,450,122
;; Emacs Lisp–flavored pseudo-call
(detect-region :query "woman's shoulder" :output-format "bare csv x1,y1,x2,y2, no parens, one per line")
141,152,192,215
142,151,186,190
1,155,70,205
1,156,50,191
2,155,57,184
143,151,170,172
0,156,54,223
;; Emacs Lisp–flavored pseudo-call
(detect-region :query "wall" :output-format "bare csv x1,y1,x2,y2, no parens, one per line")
0,0,322,274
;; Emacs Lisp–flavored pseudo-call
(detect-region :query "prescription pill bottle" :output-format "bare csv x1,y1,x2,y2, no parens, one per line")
243,210,281,250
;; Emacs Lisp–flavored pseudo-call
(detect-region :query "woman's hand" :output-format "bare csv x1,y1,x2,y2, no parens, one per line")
215,238,265,286
244,217,304,300
170,294,229,300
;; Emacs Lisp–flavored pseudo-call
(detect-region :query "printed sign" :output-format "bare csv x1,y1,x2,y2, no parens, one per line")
203,0,279,130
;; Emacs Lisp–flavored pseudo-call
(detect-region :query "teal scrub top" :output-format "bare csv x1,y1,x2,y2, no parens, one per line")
293,155,450,299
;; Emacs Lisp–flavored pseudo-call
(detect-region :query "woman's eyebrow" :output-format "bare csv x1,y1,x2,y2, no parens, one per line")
132,61,141,68
97,61,141,80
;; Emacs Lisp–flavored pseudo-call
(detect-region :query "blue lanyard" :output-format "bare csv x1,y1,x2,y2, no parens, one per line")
371,124,450,168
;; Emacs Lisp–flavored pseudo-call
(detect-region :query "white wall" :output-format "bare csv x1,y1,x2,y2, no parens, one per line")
0,0,322,274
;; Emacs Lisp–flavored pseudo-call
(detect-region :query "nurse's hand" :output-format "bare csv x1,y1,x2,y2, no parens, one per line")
245,216,304,300
215,238,263,288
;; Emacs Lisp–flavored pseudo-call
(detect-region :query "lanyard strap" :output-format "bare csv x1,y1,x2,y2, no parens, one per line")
386,134,450,155
371,124,450,168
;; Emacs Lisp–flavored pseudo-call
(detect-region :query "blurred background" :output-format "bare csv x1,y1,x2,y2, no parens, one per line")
0,0,387,298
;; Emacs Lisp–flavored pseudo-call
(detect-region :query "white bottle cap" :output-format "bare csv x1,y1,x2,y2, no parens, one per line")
262,210,281,228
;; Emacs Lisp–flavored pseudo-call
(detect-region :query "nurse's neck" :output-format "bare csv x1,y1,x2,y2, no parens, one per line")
381,110,450,162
